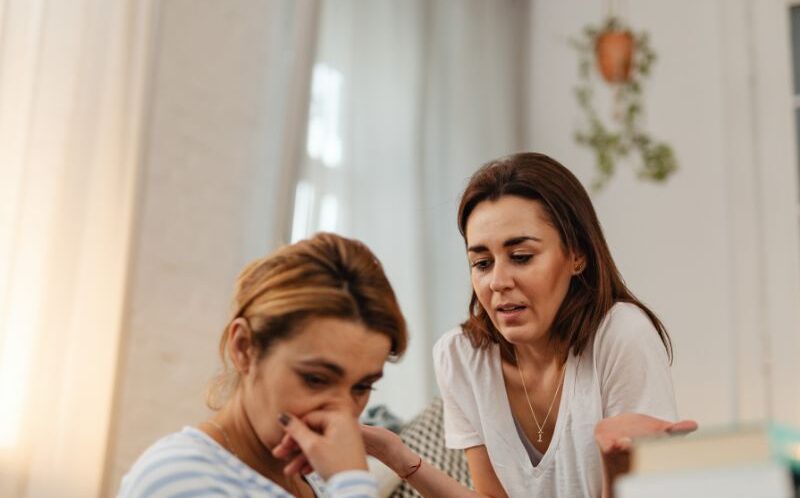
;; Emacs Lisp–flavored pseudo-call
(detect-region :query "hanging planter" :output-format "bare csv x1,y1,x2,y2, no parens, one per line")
595,26,634,83
572,16,678,191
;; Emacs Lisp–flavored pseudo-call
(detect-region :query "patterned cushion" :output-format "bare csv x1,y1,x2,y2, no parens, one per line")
388,397,472,498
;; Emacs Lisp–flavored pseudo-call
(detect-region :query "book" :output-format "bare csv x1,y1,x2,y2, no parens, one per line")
617,462,792,498
630,424,771,473
615,423,800,498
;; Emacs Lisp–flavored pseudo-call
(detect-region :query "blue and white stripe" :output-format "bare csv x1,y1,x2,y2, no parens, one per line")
116,427,379,498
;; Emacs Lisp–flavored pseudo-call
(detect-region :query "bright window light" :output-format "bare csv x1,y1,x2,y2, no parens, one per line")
0,242,42,449
291,180,315,243
0,311,33,448
306,64,343,168
318,194,339,232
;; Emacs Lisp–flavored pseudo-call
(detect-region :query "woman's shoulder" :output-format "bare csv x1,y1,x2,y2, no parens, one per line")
119,427,222,479
432,325,499,381
601,302,657,335
432,326,485,360
434,326,467,348
592,302,666,357
117,427,256,497
139,426,223,461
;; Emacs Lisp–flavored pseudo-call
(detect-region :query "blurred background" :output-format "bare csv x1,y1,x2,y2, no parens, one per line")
1,0,799,497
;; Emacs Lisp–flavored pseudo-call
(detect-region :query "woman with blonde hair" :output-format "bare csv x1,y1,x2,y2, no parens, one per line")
118,232,407,498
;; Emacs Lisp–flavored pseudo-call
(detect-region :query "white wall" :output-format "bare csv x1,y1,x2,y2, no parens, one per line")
103,1,315,494
527,0,800,427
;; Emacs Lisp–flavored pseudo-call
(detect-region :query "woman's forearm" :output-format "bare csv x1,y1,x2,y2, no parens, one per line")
401,457,496,498
363,426,498,498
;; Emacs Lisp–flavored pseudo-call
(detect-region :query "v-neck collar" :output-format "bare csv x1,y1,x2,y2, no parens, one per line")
493,347,577,477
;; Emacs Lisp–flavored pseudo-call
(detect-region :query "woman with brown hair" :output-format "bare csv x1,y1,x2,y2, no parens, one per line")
118,232,408,498
363,153,695,498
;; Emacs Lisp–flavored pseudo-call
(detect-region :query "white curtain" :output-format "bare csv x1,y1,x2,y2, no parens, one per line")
293,0,530,419
0,0,153,497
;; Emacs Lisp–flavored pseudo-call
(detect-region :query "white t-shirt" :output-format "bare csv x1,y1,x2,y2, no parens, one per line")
117,426,378,498
433,302,677,498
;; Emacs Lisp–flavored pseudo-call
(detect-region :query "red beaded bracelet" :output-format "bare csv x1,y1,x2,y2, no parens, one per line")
401,457,423,480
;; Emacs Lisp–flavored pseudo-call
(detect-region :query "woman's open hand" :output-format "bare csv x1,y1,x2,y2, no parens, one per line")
594,413,698,498
595,412,697,455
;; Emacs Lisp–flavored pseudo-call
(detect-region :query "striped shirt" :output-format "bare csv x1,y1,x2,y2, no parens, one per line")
117,427,379,498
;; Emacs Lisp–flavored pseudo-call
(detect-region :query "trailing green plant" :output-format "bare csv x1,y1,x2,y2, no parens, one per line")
572,16,678,191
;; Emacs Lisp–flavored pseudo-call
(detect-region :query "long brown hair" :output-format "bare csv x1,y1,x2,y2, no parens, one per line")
207,232,408,408
457,152,672,364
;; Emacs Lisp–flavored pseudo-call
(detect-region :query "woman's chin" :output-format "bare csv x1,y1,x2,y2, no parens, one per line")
497,323,547,346
498,325,532,343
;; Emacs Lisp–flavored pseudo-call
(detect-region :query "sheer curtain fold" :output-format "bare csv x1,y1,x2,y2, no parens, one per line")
0,0,153,497
296,0,530,418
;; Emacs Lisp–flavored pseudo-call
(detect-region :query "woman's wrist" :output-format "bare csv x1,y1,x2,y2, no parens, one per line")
387,448,422,477
399,456,423,479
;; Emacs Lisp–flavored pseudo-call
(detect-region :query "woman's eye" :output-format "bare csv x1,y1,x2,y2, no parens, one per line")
471,259,491,271
352,384,375,395
511,254,532,264
301,374,328,388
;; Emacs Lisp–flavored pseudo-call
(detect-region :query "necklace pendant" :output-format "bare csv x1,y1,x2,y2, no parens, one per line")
537,430,543,443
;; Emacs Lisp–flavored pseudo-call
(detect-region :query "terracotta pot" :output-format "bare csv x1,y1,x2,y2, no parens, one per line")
595,30,634,83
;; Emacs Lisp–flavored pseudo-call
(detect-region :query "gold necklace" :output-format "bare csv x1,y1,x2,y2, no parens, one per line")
514,352,566,443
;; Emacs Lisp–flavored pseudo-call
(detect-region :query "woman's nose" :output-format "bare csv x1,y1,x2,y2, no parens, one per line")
489,262,513,292
321,391,360,416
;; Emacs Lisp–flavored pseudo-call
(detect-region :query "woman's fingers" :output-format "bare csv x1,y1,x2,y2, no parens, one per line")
273,411,331,460
360,424,391,456
271,428,310,476
608,436,633,453
272,432,300,459
282,451,311,476
360,423,423,476
278,413,320,453
275,410,368,480
665,419,698,435
298,410,334,434
595,414,699,454
595,414,699,498
277,413,324,476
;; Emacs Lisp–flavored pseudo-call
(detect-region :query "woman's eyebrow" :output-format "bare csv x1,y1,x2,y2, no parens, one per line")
466,244,488,254
358,372,384,383
297,359,345,376
467,235,541,253
503,235,541,247
298,359,384,381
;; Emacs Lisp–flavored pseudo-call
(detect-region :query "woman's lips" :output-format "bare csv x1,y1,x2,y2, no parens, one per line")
496,305,527,323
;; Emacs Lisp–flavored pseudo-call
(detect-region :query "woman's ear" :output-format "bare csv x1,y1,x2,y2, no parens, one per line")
228,317,256,374
572,253,587,275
